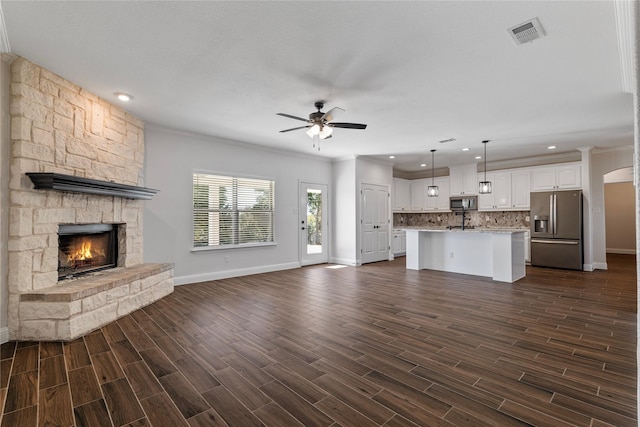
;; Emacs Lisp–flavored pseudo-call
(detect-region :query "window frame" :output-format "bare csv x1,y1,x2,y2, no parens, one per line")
192,171,276,251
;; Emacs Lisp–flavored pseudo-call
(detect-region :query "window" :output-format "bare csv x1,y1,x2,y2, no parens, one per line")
193,172,275,248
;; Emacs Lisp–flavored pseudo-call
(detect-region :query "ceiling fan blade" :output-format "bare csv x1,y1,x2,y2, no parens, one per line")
321,106,344,123
276,113,309,122
328,122,367,130
279,125,311,133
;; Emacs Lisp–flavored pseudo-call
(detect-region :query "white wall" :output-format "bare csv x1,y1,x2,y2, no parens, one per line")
143,125,333,285
332,158,357,265
591,146,634,269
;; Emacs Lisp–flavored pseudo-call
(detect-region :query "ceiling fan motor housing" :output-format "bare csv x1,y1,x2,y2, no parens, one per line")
309,111,324,122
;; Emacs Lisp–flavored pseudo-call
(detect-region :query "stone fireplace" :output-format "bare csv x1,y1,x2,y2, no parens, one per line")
58,223,119,280
7,57,174,341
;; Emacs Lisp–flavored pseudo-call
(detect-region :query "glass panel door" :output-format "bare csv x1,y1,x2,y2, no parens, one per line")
300,183,328,265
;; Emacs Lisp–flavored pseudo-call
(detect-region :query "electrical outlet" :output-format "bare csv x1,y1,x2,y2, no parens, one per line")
224,256,230,263
449,252,454,258
525,215,530,222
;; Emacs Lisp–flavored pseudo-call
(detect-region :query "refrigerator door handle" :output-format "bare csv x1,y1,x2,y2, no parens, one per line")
552,194,557,235
549,194,554,235
531,239,579,245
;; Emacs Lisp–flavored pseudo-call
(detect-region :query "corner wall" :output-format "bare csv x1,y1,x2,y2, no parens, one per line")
0,55,11,342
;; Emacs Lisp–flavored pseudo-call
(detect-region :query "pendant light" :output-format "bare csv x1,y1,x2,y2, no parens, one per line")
478,140,492,194
427,149,439,197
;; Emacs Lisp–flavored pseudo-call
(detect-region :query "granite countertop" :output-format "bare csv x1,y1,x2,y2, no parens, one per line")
397,226,528,234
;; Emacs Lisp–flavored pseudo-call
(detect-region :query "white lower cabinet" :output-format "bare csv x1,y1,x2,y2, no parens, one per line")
393,230,406,256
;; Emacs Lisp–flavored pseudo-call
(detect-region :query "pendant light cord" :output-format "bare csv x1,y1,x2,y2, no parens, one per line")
431,149,436,185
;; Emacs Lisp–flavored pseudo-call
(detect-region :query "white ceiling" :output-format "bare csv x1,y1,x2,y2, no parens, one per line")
1,1,634,172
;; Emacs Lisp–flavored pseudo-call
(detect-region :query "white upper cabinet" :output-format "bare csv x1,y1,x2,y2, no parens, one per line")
393,162,578,213
423,177,450,211
478,172,510,210
449,164,478,195
392,178,411,211
531,163,581,191
410,179,426,211
511,169,531,209
478,169,531,211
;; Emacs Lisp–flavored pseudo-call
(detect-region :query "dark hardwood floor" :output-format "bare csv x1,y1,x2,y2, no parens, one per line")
1,254,636,426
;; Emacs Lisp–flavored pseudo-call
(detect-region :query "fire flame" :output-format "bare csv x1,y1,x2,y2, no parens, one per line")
67,238,105,263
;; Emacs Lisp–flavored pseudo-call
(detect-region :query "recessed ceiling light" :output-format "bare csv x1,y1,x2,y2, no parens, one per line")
114,92,133,102
420,163,427,167
389,155,395,159
547,145,557,150
462,147,470,151
475,156,482,160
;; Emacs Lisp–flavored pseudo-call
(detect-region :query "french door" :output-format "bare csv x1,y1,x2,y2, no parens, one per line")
299,182,329,265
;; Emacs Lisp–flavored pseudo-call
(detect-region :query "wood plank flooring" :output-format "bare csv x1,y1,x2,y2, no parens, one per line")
1,254,636,426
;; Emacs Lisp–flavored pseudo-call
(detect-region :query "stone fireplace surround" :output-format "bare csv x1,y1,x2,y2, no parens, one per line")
8,57,174,341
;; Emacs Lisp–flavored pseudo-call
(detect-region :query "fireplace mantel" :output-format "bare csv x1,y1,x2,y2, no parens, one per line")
26,173,159,200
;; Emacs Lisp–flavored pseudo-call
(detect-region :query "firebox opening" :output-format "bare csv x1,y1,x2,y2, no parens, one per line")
58,224,118,280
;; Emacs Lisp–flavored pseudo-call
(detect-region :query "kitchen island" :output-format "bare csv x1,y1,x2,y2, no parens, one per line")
405,228,526,283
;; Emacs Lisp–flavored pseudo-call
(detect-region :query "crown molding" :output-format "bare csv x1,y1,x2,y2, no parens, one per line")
0,3,10,53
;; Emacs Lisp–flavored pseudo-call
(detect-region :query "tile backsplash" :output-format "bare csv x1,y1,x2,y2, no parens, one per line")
394,211,530,229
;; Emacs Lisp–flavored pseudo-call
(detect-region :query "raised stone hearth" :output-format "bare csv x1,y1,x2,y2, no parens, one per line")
7,57,174,341
19,263,173,340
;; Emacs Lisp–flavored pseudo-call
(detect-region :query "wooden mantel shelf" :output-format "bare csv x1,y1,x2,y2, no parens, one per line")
26,172,159,200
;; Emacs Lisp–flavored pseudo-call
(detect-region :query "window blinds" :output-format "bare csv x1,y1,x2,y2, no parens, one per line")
193,173,275,247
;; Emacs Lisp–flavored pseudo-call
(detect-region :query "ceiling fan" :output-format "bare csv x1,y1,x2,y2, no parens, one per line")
277,101,367,142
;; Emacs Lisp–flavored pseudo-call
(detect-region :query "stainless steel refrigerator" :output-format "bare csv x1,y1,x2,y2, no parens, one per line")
530,190,583,270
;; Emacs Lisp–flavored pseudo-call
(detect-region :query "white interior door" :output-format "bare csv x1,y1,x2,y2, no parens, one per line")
300,183,329,266
361,183,390,264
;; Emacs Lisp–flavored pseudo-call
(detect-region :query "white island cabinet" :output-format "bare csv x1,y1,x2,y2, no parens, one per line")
405,229,526,283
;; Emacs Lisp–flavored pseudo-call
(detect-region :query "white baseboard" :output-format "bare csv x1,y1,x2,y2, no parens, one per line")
592,262,608,270
0,327,8,344
582,264,595,272
330,257,359,266
606,248,637,255
173,262,301,285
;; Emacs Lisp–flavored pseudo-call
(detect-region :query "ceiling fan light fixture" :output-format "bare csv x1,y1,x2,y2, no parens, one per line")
306,124,320,138
319,126,333,139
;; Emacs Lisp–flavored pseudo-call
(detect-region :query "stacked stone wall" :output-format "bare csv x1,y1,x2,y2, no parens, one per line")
7,57,172,340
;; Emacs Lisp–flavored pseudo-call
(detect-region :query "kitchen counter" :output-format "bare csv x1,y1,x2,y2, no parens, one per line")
405,228,526,283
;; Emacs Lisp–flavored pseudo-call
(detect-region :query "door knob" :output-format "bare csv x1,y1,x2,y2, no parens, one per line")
301,227,306,230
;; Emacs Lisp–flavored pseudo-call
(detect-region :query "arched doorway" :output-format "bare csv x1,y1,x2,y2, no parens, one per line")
603,167,636,257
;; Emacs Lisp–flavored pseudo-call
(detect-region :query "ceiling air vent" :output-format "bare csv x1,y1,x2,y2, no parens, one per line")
508,17,545,45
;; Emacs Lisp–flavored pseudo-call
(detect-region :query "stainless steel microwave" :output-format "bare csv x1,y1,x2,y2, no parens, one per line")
450,195,478,211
